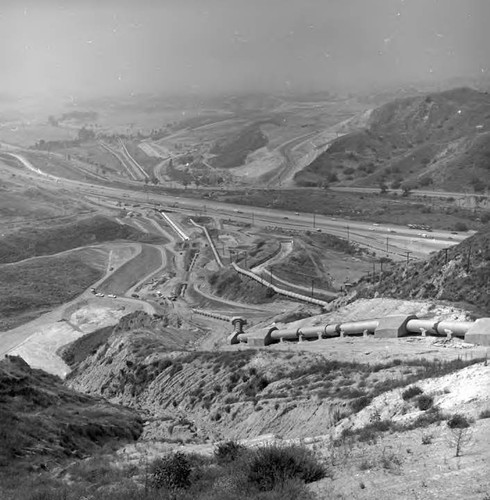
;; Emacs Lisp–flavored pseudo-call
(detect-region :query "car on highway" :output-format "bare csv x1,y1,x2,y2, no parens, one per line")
295,212,299,215
108,294,117,298
283,216,289,220
95,293,104,297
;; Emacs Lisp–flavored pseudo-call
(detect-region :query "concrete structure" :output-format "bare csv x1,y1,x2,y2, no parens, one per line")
239,326,278,346
228,317,247,344
374,315,416,338
464,318,490,346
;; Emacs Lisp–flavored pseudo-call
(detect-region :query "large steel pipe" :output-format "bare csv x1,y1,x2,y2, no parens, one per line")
297,326,327,339
270,328,299,341
406,319,439,335
406,319,474,337
437,320,474,337
340,320,379,335
325,324,341,336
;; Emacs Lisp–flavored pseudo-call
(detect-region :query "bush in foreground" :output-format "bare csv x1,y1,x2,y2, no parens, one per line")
143,444,325,499
149,452,191,491
417,395,434,411
402,385,423,401
447,413,470,429
247,445,328,492
214,440,246,464
479,408,490,419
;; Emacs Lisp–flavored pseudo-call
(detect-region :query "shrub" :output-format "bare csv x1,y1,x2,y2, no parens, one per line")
453,222,468,232
350,396,372,413
214,440,246,464
417,395,434,411
447,413,470,429
358,458,374,471
149,452,191,490
380,450,403,471
479,408,490,419
421,433,433,445
247,445,327,491
409,406,445,429
402,385,423,401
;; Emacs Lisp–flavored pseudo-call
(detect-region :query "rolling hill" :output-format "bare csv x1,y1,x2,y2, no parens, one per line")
0,355,142,466
354,223,490,314
295,87,490,192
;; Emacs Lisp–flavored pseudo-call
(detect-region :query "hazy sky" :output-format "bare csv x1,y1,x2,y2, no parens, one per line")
1,0,489,98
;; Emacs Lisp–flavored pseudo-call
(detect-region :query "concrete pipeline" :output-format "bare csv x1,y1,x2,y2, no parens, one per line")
232,263,331,308
192,308,231,322
232,315,490,346
160,211,189,242
189,219,223,267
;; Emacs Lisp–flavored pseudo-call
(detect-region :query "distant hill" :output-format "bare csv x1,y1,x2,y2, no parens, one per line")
295,87,490,193
355,224,490,314
0,355,142,465
209,123,268,169
0,215,162,264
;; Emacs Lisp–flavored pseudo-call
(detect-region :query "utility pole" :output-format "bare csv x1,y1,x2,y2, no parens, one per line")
406,251,412,265
386,237,389,254
346,225,350,242
313,212,316,228
311,278,315,298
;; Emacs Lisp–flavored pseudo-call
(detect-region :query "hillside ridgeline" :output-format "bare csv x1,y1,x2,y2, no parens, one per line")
355,223,490,313
295,87,490,192
0,355,142,466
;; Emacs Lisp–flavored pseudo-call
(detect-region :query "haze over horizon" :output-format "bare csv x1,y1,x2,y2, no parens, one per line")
1,0,489,101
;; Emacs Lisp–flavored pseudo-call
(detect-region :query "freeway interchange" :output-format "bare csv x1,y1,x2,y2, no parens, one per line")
0,149,474,377
2,150,469,262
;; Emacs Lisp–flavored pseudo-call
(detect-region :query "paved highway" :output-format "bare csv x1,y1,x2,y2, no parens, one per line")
1,152,472,261
329,185,490,200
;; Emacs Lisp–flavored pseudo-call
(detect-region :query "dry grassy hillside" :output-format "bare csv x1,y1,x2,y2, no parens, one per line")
295,87,490,192
355,224,490,314
66,313,486,446
0,355,142,466
0,215,162,264
209,123,269,169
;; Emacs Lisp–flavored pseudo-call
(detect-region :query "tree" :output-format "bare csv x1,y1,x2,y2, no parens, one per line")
447,414,472,457
471,176,486,193
448,427,473,457
401,181,417,197
379,182,388,194
391,179,402,190
77,126,95,142
48,115,58,127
